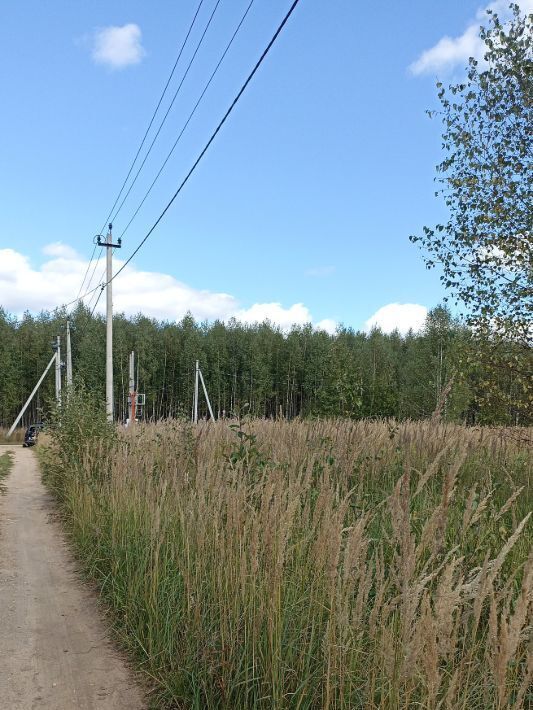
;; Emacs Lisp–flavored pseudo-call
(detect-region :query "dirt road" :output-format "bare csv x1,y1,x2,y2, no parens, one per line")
0,445,146,709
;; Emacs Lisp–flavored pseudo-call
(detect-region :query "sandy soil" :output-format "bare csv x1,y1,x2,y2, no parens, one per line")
0,445,146,709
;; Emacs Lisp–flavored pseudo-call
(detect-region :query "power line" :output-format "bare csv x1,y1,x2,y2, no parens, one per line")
109,0,223,227
75,241,98,302
90,285,105,317
62,277,104,311
85,269,106,312
118,0,256,242
66,237,106,314
61,0,300,320
82,249,105,303
101,0,206,234
111,0,301,286
69,234,108,314
69,1,206,312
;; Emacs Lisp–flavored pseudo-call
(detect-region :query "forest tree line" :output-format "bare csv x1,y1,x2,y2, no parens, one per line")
0,303,529,428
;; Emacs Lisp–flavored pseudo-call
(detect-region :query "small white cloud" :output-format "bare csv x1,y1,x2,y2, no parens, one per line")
409,24,483,76
409,1,533,76
0,245,335,333
92,23,145,69
364,303,428,335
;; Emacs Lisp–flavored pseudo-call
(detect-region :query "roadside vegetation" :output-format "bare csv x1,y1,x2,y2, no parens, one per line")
40,394,532,709
0,451,14,494
0,427,24,445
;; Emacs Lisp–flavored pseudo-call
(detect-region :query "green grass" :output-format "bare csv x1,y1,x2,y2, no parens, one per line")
0,451,13,494
40,416,532,709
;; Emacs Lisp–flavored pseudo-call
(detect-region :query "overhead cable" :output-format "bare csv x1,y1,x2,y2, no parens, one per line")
74,241,98,303
119,0,256,241
70,0,206,310
110,0,223,226
101,0,207,234
111,0,301,285
62,0,301,313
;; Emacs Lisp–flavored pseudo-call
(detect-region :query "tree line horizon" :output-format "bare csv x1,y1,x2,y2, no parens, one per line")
0,303,528,429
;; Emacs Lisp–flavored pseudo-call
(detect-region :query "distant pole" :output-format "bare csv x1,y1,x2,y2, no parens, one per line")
7,353,56,437
97,224,122,422
193,360,199,424
198,367,215,421
66,320,73,391
136,356,139,407
129,351,136,423
54,335,62,405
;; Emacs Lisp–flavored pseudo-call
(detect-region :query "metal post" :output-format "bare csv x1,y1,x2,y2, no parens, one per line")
7,354,56,437
198,367,215,421
66,319,73,390
55,335,62,405
193,360,199,423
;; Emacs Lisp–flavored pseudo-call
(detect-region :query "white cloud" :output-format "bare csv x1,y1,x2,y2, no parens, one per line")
409,1,533,76
92,24,145,69
315,319,337,335
0,244,335,333
235,302,312,330
42,242,79,259
409,24,483,76
364,303,428,335
0,247,87,313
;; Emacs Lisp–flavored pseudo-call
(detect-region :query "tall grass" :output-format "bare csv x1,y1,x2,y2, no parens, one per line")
41,417,532,709
0,426,24,444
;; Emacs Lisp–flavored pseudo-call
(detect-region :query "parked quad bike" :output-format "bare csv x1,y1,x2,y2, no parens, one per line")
23,426,38,447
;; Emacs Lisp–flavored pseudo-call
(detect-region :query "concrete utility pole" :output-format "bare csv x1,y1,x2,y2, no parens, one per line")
7,353,57,437
128,351,136,423
54,335,62,405
191,361,215,423
198,367,215,421
97,224,122,422
193,360,200,424
66,320,73,390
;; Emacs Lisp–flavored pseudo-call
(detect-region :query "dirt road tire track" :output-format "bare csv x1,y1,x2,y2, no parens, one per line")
0,446,146,709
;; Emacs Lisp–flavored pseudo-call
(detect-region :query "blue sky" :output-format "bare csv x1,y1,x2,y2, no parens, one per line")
0,0,524,333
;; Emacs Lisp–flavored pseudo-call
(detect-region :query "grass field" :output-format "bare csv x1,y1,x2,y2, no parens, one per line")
40,418,532,709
